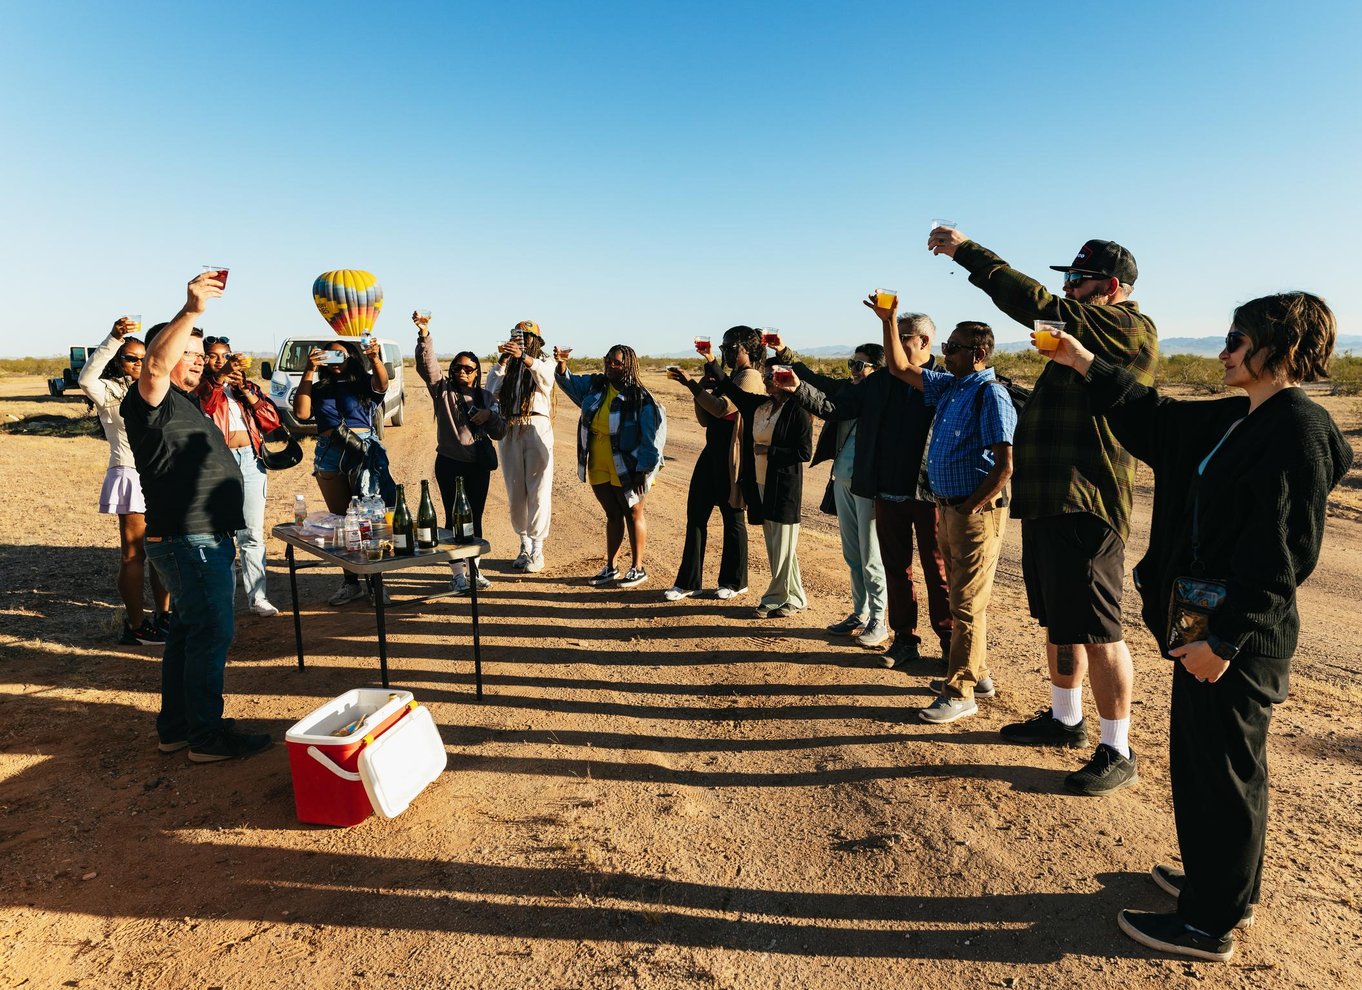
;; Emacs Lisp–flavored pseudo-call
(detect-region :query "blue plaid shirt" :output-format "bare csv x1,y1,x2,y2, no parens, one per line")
921,368,1017,499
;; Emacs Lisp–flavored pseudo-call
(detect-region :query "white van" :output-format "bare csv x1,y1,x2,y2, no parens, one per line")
259,337,406,435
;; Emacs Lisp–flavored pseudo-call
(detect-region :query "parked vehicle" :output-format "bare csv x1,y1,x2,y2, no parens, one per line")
260,337,405,435
47,345,100,399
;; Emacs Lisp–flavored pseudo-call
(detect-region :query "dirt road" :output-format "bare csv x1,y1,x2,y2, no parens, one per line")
2,373,1360,989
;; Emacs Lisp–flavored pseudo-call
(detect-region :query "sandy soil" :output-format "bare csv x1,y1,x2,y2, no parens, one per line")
2,372,1360,990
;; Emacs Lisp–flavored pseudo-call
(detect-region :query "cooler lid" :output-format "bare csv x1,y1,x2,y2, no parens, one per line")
357,704,447,819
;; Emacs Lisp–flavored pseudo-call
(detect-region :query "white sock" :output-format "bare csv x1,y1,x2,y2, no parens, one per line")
1051,685,1084,726
519,536,532,554
1100,717,1131,758
450,561,467,578
531,539,544,556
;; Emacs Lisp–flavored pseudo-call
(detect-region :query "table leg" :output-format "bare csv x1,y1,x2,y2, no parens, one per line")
374,572,389,689
287,544,304,671
470,555,483,701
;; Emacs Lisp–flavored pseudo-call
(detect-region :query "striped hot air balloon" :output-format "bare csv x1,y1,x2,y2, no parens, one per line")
312,269,384,337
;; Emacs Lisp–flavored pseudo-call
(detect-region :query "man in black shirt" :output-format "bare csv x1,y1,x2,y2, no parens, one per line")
121,272,271,763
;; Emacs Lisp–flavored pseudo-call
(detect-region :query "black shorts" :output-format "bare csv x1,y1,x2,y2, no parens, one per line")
1021,513,1125,645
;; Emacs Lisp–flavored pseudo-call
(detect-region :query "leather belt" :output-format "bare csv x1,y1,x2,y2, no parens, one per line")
932,494,1007,510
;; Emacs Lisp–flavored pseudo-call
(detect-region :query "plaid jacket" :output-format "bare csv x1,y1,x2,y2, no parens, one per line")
954,241,1158,540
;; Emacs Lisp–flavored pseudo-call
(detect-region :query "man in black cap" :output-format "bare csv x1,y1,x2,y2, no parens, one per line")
927,228,1158,796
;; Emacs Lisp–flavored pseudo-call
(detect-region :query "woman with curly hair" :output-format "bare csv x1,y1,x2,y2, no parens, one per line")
1045,292,1353,963
486,321,556,573
555,343,667,588
78,317,171,644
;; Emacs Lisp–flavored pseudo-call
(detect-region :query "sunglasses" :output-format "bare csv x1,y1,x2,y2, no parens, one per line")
1224,330,1249,353
941,341,973,355
1062,272,1104,286
452,363,478,374
122,354,145,363
847,358,881,371
204,335,230,346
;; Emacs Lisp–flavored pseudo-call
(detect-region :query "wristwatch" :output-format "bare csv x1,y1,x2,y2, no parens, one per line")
1206,633,1240,662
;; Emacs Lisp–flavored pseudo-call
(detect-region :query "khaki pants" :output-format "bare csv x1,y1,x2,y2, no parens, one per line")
936,504,1007,700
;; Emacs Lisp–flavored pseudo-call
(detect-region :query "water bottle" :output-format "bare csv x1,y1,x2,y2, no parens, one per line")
344,500,362,552
293,494,307,526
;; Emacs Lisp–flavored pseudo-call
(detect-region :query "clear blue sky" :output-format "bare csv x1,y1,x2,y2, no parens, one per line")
4,1,1359,359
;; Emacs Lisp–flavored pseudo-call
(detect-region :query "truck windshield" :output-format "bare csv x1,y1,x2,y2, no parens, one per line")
277,340,350,373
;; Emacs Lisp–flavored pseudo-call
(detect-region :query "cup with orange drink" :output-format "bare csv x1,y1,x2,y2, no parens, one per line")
1033,319,1065,352
874,288,898,311
124,314,143,334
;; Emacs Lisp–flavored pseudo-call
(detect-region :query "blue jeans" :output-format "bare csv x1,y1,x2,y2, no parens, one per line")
834,477,886,622
230,447,269,606
145,534,236,747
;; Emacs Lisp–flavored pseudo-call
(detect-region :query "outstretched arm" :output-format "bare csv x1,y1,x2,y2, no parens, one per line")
139,273,221,407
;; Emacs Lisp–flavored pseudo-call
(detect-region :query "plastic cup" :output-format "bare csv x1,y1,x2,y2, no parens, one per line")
694,336,712,355
1033,319,1065,352
930,218,957,231
203,266,230,288
384,509,395,527
417,310,431,319
875,288,898,310
771,364,795,386
759,329,780,347
125,314,143,334
363,539,384,562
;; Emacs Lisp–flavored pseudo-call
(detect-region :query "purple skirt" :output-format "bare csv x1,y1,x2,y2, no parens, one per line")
99,466,146,515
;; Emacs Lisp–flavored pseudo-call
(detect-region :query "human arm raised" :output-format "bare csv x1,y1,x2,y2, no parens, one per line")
77,319,135,405
138,273,221,407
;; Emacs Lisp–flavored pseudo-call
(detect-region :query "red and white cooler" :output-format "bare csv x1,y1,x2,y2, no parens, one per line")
285,688,448,827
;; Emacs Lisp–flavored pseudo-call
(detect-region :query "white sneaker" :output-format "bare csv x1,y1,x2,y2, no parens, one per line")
525,550,545,573
664,586,695,602
249,600,280,618
473,571,492,590
511,550,531,571
715,586,748,600
328,580,366,606
855,618,889,648
618,567,648,589
449,573,472,595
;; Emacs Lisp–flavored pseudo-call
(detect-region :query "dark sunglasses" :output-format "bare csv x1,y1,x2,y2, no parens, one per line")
1224,330,1249,353
847,358,881,371
121,354,145,363
204,335,230,345
941,340,973,355
451,363,478,374
1062,272,1103,286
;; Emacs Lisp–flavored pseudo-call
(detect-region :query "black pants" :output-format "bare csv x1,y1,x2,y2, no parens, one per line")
434,454,491,538
673,446,747,592
1170,652,1289,937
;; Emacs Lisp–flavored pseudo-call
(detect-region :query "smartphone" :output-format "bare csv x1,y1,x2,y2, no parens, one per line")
511,329,524,345
665,365,682,373
320,350,348,365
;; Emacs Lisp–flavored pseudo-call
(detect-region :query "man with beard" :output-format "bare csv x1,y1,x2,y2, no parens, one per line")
928,229,1158,795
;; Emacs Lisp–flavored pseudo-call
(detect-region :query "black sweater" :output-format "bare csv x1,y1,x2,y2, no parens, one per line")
715,375,813,526
1084,358,1352,662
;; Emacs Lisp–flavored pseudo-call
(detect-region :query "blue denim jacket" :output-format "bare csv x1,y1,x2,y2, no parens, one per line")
556,371,666,503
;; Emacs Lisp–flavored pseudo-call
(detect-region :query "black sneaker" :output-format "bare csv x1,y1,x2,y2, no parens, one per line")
883,638,920,669
1151,865,1256,930
999,707,1089,748
1117,909,1234,963
119,619,165,646
187,728,273,764
1065,743,1139,796
154,611,174,635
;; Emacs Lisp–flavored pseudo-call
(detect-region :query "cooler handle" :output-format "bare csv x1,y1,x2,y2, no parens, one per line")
306,745,363,781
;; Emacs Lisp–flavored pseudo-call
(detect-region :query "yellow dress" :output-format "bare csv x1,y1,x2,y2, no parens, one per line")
587,385,621,487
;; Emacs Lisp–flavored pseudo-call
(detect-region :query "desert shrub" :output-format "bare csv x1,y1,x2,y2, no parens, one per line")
1156,355,1226,393
1328,353,1361,396
0,357,68,378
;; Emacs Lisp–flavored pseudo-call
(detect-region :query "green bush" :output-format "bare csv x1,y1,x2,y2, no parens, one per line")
0,357,67,378
1328,353,1361,396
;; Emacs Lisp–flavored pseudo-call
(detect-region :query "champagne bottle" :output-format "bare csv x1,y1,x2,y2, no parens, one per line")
452,477,475,544
416,479,438,549
392,484,416,557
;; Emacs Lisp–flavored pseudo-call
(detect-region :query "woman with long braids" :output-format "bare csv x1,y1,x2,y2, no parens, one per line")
79,317,171,644
413,311,507,594
555,344,667,588
485,321,556,573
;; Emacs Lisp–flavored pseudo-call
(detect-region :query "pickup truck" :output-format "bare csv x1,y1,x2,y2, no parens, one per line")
259,337,406,435
47,345,100,398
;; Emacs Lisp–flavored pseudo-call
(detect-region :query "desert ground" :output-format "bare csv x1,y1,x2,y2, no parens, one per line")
2,369,1360,990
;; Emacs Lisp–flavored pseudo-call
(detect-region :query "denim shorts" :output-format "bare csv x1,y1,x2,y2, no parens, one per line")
313,430,370,475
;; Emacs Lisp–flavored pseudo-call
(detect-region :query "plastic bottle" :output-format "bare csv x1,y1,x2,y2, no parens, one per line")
344,499,362,552
293,494,307,526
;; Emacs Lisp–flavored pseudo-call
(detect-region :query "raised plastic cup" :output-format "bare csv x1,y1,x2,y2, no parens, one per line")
930,218,958,231
771,364,796,386
202,265,230,288
759,328,781,347
125,314,143,334
694,336,712,355
1033,319,1065,352
874,288,898,310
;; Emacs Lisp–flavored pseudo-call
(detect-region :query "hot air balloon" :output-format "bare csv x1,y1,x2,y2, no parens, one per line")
312,270,384,337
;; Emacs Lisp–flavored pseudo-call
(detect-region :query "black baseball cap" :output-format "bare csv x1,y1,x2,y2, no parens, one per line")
1050,239,1138,285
